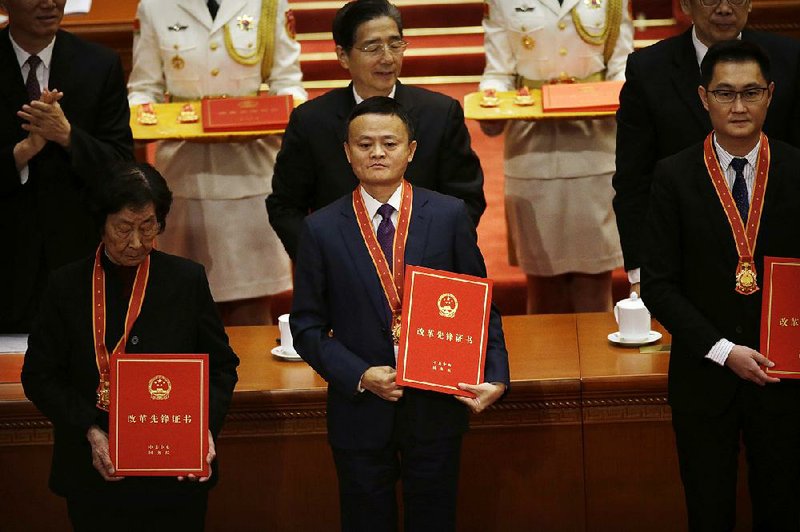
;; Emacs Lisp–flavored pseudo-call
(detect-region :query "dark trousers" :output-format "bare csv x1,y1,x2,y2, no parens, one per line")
67,488,208,532
332,436,463,532
672,381,800,532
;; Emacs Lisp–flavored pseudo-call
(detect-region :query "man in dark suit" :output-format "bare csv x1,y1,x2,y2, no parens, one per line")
0,0,133,332
613,0,800,294
291,97,509,531
267,0,485,260
643,40,800,530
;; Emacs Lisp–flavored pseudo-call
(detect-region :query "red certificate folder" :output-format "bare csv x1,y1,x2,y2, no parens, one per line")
110,354,209,476
396,266,493,397
761,257,800,378
201,94,292,132
541,80,624,113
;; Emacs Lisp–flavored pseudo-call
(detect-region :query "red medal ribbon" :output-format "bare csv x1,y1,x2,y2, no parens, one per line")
91,244,151,410
703,132,770,295
352,181,413,341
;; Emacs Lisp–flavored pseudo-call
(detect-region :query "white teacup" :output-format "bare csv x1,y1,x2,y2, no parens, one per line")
613,292,651,341
278,314,297,355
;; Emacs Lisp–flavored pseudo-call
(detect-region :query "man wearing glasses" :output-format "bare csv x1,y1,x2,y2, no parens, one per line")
643,40,800,530
612,0,800,296
267,0,486,260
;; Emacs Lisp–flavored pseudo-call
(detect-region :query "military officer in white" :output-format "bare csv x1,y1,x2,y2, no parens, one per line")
128,0,306,324
480,0,633,314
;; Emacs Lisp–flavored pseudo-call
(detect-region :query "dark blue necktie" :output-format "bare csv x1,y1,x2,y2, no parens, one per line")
730,157,749,224
207,0,219,19
376,204,395,266
25,55,42,101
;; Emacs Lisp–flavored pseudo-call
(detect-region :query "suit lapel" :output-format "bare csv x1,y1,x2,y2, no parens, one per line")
404,187,431,268
671,30,711,132
755,146,783,257
338,200,393,326
334,85,356,145
48,31,75,96
693,148,743,261
0,29,29,112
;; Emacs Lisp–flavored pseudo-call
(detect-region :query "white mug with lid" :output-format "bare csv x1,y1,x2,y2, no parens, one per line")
613,292,651,342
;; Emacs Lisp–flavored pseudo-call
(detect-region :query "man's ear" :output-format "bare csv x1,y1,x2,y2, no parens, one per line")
343,141,352,164
698,85,710,112
407,140,417,163
336,46,350,71
679,0,692,16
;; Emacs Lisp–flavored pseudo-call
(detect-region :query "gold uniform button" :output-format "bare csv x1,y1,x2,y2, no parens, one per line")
210,42,218,51
173,44,179,50
559,47,568,56
211,68,220,76
247,42,254,49
558,21,566,30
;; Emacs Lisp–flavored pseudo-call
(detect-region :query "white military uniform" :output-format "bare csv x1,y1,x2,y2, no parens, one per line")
480,0,633,276
128,0,306,301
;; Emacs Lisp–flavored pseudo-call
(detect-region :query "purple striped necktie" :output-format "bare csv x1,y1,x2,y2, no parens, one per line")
376,203,395,266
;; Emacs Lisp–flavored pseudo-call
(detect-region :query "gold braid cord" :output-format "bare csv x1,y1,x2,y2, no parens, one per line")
223,0,279,83
571,0,622,66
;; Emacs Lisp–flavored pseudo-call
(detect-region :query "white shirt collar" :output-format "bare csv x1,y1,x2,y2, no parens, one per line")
713,132,760,171
359,183,403,220
691,26,741,67
9,32,56,71
353,84,397,104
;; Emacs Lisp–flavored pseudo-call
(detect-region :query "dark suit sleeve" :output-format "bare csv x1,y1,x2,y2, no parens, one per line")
291,219,372,395
435,100,486,228
642,161,723,359
267,106,316,260
67,53,133,182
452,203,510,386
193,266,239,438
613,54,657,272
22,275,99,434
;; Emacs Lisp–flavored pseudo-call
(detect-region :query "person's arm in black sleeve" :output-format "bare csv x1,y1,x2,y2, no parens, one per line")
267,106,317,260
436,99,486,228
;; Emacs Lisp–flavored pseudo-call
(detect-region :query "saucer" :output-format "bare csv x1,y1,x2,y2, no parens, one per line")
270,346,303,361
607,330,663,346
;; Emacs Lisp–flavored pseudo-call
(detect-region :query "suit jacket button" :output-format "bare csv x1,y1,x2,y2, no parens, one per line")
735,326,743,334
131,335,139,345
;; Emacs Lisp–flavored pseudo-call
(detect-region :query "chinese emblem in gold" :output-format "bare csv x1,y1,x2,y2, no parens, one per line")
148,375,172,401
735,261,759,295
438,293,459,318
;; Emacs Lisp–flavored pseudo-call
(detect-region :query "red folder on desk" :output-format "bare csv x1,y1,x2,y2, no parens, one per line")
761,257,800,378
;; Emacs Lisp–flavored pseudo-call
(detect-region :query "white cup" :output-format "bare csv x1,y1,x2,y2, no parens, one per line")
278,314,296,355
613,293,651,341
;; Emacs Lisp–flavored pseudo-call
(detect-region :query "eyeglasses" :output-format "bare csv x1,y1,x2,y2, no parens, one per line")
110,220,160,241
355,40,408,57
707,87,769,104
698,0,749,7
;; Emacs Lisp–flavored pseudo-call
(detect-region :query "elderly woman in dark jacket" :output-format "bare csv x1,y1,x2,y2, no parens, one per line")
22,162,239,531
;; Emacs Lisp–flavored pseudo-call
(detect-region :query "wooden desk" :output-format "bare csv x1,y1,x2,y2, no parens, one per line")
0,314,754,531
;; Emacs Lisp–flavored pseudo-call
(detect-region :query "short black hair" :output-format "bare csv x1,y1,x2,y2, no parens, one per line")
701,40,772,88
346,96,415,141
332,0,403,51
91,162,172,234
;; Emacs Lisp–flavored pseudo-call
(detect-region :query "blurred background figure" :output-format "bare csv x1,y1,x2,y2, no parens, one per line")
128,0,307,325
0,0,133,332
479,0,633,314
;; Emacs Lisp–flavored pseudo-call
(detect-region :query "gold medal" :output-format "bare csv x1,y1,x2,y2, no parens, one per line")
735,261,759,295
171,54,185,70
392,314,402,346
521,35,535,49
97,379,110,410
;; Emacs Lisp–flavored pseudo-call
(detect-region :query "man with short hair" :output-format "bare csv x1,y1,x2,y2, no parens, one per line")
643,40,800,530
267,0,486,260
291,96,509,531
0,0,133,332
613,0,800,295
